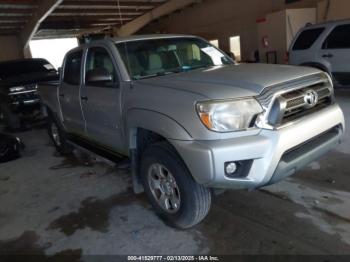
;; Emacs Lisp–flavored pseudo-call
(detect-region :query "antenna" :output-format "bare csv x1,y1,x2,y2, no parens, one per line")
117,0,124,27
116,0,131,80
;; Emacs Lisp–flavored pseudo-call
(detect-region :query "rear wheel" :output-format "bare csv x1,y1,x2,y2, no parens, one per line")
140,142,212,229
47,113,72,155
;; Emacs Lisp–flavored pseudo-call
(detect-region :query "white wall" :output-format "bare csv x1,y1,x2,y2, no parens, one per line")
258,10,287,64
257,8,316,64
140,0,322,61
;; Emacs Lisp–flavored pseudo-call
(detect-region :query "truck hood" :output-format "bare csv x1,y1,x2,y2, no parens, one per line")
137,63,322,100
0,72,59,89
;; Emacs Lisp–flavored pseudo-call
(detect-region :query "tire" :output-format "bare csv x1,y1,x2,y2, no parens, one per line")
47,113,72,155
140,142,211,229
0,105,20,130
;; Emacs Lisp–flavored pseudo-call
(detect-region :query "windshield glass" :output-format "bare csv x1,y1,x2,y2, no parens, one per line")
116,37,233,80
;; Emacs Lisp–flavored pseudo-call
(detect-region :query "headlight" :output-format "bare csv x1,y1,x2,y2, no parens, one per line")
9,86,25,93
196,98,263,132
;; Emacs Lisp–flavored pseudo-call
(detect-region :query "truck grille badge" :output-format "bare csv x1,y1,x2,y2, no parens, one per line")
304,90,319,108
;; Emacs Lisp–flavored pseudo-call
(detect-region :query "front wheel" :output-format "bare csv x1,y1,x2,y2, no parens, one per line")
47,113,72,155
140,142,212,229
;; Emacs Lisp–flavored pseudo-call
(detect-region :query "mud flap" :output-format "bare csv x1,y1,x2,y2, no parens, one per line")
130,148,144,194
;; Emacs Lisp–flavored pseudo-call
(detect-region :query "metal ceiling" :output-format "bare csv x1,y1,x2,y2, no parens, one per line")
0,0,169,38
0,0,36,36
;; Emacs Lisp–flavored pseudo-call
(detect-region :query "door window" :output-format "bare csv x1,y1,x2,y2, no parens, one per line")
323,24,350,49
292,28,324,50
85,47,118,87
63,50,83,85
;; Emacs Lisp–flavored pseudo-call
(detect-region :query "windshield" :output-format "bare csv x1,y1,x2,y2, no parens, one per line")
116,37,234,80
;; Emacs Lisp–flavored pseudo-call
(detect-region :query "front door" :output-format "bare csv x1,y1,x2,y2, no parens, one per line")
59,50,85,135
80,46,124,153
320,24,350,86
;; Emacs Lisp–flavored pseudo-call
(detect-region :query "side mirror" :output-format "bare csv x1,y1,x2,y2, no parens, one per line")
86,68,113,85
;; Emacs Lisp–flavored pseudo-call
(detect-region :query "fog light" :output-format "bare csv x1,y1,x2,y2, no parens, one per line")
225,162,237,175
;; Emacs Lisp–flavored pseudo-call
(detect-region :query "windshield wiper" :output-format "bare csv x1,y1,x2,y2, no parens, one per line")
134,74,158,80
133,69,184,80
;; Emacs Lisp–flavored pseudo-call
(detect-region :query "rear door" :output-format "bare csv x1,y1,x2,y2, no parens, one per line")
80,45,124,153
59,50,85,135
321,24,350,85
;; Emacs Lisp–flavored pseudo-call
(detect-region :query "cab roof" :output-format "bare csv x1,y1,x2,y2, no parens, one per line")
112,34,198,44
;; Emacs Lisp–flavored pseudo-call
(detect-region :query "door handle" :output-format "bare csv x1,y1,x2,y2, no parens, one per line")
81,96,88,101
322,54,333,58
59,94,65,97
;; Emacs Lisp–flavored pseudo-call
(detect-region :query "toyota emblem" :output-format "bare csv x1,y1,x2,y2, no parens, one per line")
304,90,319,108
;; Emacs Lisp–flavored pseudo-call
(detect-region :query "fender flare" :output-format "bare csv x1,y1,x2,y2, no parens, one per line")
125,109,193,149
125,109,193,194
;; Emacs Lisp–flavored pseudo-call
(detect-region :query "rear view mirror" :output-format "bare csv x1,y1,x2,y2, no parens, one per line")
86,68,113,85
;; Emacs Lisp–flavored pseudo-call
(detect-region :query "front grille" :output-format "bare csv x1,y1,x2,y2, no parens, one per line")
8,90,39,104
263,76,334,127
281,83,332,122
256,73,334,129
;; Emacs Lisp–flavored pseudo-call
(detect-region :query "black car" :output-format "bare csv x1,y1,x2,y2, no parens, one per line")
0,58,58,130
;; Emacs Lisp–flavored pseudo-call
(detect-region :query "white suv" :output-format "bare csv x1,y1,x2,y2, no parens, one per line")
289,20,350,87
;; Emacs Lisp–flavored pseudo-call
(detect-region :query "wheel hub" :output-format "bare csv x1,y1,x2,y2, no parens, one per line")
161,181,172,195
147,163,181,213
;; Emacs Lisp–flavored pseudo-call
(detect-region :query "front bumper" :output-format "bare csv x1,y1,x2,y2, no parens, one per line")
7,90,40,112
171,104,345,189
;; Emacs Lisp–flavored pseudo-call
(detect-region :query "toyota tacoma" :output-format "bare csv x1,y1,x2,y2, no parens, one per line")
38,35,345,229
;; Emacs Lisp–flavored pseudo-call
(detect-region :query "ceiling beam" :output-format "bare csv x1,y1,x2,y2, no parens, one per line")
0,0,36,4
115,0,199,36
0,9,35,14
0,22,24,27
50,12,142,16
40,21,123,30
0,16,29,21
45,15,136,21
20,0,64,48
43,16,135,25
52,8,144,14
59,1,158,8
0,29,19,35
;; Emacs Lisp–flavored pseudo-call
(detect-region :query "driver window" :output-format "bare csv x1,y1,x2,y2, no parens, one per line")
85,47,118,87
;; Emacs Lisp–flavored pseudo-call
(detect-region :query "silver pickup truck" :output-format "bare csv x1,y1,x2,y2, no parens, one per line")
39,35,345,229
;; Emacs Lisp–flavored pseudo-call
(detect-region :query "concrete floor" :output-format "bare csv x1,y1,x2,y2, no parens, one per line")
0,90,349,257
